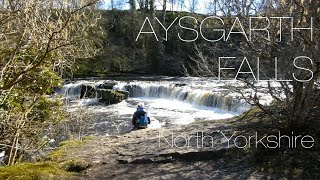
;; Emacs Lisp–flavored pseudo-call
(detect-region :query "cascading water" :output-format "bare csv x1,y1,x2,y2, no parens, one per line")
58,78,252,135
114,83,249,113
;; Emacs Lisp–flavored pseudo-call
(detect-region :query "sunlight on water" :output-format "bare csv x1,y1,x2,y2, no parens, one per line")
59,78,267,134
135,98,237,124
77,97,238,128
64,97,238,131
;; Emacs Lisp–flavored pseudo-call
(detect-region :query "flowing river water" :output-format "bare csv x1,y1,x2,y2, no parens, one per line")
58,77,266,136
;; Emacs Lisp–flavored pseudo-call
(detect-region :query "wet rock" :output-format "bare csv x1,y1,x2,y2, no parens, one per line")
97,89,126,104
175,83,187,87
63,79,74,84
97,81,118,90
60,159,91,172
124,85,143,97
116,90,129,99
80,83,96,99
51,86,61,94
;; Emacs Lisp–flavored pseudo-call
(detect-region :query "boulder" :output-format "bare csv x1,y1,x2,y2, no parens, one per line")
116,90,130,99
97,89,126,104
80,83,96,99
97,81,118,90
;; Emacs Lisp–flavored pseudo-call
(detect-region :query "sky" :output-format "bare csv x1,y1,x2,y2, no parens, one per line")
102,0,213,14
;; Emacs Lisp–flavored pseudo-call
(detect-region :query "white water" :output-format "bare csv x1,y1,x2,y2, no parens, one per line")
59,77,268,134
88,97,236,126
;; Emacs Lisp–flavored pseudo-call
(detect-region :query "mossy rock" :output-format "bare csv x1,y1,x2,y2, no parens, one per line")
60,159,91,172
116,90,129,99
46,140,83,162
80,83,96,99
97,89,126,104
0,138,97,180
0,162,72,180
237,107,263,121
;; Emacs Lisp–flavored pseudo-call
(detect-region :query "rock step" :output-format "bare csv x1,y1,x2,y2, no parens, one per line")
79,83,129,104
117,148,228,164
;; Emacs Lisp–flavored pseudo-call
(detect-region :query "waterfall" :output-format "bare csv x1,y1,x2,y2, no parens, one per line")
59,82,83,100
115,83,249,112
58,81,98,100
54,78,255,133
59,80,250,113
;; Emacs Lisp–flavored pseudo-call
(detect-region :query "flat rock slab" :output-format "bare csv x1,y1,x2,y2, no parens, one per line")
62,119,271,179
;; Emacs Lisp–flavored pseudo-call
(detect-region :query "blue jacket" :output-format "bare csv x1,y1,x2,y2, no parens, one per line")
132,108,151,125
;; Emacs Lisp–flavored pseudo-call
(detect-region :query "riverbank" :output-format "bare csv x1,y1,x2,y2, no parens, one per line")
1,108,318,179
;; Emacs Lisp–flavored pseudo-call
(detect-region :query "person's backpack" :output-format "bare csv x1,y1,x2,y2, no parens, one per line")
137,114,149,128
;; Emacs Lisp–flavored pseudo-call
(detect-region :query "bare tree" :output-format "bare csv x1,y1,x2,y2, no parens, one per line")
186,0,320,129
177,0,184,11
162,0,167,22
129,0,136,10
110,0,114,9
206,0,217,15
0,0,101,165
189,0,198,13
166,0,177,12
150,0,154,11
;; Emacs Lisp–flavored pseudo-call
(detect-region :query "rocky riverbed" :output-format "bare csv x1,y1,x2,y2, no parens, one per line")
1,108,319,179
47,110,283,180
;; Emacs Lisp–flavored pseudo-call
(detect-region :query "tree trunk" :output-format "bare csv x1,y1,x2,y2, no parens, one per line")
130,0,136,11
162,0,166,23
150,0,154,11
111,0,114,9
145,0,149,10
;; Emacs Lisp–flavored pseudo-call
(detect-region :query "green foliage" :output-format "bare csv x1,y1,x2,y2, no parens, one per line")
0,0,101,165
0,67,65,158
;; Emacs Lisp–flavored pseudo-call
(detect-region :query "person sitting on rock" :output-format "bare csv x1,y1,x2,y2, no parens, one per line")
132,103,150,129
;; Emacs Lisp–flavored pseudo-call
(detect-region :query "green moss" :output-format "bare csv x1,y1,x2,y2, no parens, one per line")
0,138,97,179
0,162,72,180
46,140,83,162
98,89,125,104
237,107,262,120
81,136,96,141
291,168,303,177
60,159,91,172
58,140,82,147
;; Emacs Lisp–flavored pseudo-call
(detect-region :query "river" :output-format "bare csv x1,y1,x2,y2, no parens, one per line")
58,76,258,136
